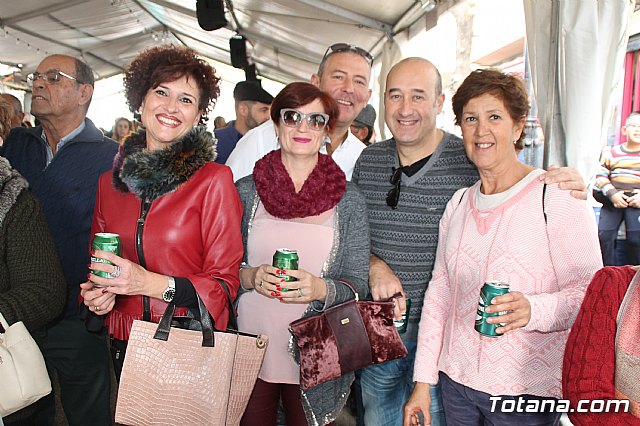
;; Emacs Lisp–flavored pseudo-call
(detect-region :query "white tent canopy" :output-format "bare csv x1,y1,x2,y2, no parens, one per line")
1,0,446,85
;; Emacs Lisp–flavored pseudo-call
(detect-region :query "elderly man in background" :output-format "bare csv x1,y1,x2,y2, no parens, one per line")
214,80,273,164
0,93,25,129
226,43,370,181
1,54,117,425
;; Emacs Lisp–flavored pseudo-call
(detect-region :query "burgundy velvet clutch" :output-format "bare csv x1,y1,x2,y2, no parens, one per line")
289,281,407,390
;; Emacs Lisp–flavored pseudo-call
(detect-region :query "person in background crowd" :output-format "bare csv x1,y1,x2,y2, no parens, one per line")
0,98,12,144
1,54,118,426
235,82,369,426
594,111,640,266
226,43,370,181
111,116,133,144
0,156,66,424
0,93,25,130
214,80,273,164
404,68,602,426
214,115,227,129
80,45,243,381
350,104,376,145
353,58,589,426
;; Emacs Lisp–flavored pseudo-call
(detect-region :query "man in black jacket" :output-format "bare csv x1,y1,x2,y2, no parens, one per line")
2,54,117,426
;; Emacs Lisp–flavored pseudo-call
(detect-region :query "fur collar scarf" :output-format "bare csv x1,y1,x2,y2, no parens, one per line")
112,127,216,200
0,157,28,226
253,149,345,219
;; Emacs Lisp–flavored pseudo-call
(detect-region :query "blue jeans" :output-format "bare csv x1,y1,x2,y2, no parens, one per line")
598,205,640,265
360,341,446,426
439,372,561,426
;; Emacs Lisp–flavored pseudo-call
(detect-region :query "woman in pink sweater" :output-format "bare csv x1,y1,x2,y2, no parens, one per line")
403,69,602,426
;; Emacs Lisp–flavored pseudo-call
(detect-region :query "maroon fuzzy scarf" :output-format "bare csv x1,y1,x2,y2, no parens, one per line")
253,150,346,219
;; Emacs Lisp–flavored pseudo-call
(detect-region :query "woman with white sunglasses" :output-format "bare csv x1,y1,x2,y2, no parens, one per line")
235,82,370,426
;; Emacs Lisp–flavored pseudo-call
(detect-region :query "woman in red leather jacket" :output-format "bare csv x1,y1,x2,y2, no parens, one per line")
79,45,243,379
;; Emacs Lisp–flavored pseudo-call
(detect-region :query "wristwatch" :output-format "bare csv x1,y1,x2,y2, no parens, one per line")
162,276,176,302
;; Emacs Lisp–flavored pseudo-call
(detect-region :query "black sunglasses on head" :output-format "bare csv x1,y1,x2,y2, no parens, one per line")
386,167,402,209
322,43,374,66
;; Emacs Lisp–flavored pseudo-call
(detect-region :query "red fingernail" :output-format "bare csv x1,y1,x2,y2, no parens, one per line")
279,298,284,302
282,270,287,274
275,284,281,289
275,291,281,297
276,269,281,274
280,279,285,283
270,292,275,296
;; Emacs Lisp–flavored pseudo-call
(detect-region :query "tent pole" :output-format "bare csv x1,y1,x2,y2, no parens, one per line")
542,0,567,168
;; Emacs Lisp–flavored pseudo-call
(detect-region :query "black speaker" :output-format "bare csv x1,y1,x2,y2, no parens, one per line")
196,0,228,31
230,35,249,69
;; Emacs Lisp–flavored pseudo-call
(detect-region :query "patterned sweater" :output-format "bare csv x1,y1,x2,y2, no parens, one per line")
352,133,478,340
595,144,640,197
413,176,602,398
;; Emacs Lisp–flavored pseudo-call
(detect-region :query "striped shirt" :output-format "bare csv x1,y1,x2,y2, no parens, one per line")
595,144,640,197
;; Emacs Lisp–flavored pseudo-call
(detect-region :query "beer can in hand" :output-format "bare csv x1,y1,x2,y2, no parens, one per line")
272,249,298,290
475,280,510,337
394,298,411,334
91,233,121,286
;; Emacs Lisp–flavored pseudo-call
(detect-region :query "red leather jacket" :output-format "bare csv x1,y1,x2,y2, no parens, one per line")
92,163,243,340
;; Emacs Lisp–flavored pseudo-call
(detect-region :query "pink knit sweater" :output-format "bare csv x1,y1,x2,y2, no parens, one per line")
413,176,602,398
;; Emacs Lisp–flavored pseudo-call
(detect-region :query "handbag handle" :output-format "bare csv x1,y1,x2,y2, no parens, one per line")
336,279,402,303
153,296,215,347
152,278,238,347
0,311,9,333
216,278,238,330
335,279,359,302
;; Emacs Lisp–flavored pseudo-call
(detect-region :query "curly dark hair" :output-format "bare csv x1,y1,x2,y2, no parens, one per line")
452,69,529,149
123,45,220,125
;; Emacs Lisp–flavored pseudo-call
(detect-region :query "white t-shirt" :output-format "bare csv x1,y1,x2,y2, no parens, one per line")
225,120,366,182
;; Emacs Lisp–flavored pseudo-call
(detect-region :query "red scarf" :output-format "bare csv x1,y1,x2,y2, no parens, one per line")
252,150,346,219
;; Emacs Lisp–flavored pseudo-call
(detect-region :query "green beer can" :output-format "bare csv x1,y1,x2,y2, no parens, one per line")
272,249,298,286
91,233,121,282
393,298,411,334
475,280,509,337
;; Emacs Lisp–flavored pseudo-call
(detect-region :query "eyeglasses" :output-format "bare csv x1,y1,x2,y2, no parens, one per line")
386,167,402,209
26,69,81,86
322,43,374,66
280,108,330,131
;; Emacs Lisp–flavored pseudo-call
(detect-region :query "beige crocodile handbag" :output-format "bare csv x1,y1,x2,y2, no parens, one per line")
115,295,267,426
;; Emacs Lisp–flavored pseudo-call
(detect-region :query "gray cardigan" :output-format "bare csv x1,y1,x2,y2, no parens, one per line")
235,176,370,425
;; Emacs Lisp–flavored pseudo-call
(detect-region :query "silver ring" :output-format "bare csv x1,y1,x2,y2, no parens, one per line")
108,265,121,279
259,280,264,288
297,288,303,298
